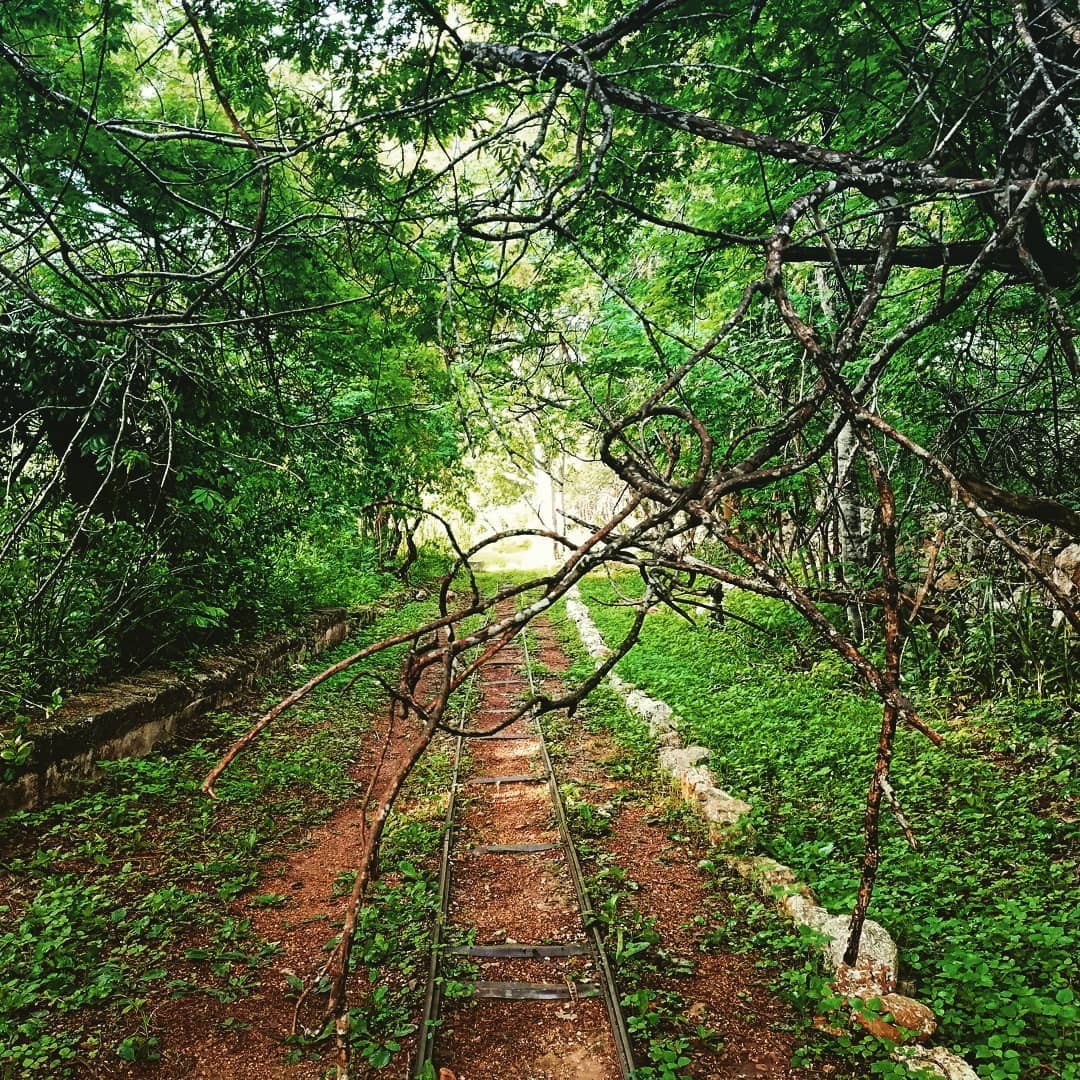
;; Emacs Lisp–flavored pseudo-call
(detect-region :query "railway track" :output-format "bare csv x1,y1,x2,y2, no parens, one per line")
413,610,634,1078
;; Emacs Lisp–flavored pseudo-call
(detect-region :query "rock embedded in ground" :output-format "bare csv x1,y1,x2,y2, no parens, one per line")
658,744,710,774
728,855,900,997
825,926,899,996
657,745,753,831
624,687,678,733
854,993,937,1043
893,1045,982,1079
729,856,817,902
698,787,754,829
565,592,611,659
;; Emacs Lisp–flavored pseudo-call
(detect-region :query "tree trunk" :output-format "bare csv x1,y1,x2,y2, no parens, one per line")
836,420,870,640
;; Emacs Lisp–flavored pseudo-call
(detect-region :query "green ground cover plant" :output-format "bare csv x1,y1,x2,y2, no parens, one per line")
576,577,1079,1080
546,604,852,1079
0,587,443,1076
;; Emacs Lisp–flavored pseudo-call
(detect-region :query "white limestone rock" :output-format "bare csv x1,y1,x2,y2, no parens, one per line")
817,917,899,995
894,1046,980,1079
659,745,710,775
565,591,611,659
780,891,819,923
699,787,752,826
624,688,678,735
856,993,937,1043
768,897,898,996
658,745,751,828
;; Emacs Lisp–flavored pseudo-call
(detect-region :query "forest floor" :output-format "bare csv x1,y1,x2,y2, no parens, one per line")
0,587,862,1079
575,577,1080,1080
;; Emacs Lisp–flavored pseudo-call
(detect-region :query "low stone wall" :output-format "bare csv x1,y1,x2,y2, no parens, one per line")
565,587,979,1080
1,607,365,815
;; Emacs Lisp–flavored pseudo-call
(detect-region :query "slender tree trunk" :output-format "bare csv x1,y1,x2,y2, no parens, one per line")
836,420,869,640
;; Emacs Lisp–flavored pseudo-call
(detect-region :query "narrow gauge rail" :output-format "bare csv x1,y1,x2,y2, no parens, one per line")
413,609,634,1078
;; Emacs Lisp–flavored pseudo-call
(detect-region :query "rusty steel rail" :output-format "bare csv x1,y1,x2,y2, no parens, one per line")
412,611,634,1078
413,727,463,1074
522,625,636,1078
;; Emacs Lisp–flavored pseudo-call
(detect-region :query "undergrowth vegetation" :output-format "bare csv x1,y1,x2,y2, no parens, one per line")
293,749,453,1073
575,576,1079,1080
0,587,443,1076
547,606,854,1079
0,511,424,720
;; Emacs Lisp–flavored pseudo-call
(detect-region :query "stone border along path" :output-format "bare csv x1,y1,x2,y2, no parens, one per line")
0,606,361,814
565,587,980,1080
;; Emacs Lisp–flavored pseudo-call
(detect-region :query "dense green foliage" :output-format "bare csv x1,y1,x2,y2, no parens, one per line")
0,0,468,711
3,0,1078,703
578,577,1079,1079
547,598,870,1079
